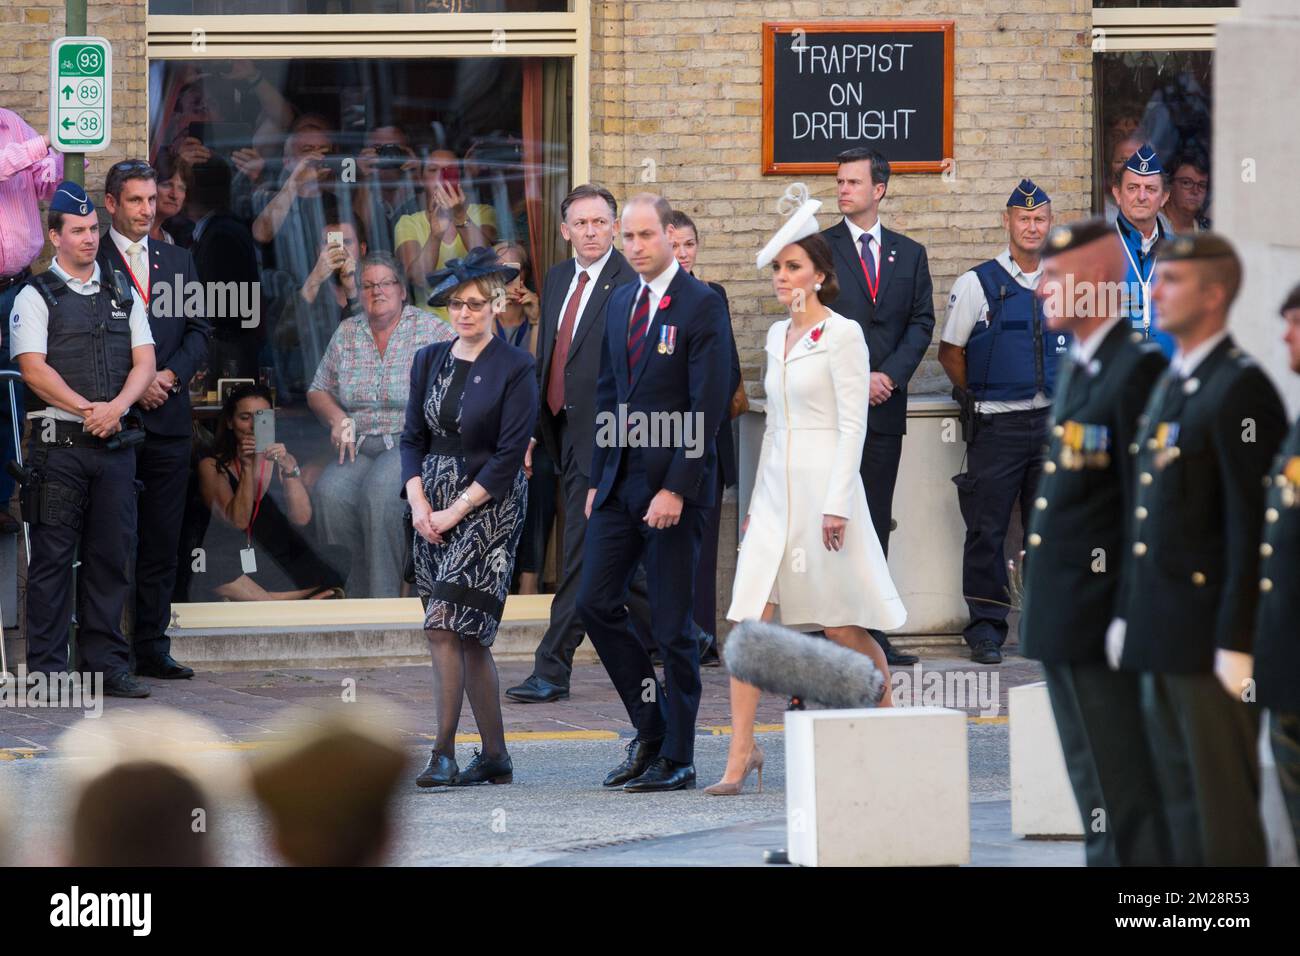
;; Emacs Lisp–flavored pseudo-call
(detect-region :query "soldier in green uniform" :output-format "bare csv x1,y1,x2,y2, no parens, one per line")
1113,232,1287,866
1252,282,1300,860
1020,218,1170,866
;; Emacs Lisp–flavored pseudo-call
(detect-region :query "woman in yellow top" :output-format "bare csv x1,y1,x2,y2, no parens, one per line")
395,150,497,311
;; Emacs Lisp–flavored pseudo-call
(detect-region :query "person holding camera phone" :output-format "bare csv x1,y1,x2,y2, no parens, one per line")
196,384,346,601
395,151,497,311
357,127,421,256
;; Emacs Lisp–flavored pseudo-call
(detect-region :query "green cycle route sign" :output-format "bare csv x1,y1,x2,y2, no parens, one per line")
49,36,112,153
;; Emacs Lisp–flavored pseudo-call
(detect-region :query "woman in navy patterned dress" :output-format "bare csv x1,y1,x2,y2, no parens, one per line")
400,247,539,789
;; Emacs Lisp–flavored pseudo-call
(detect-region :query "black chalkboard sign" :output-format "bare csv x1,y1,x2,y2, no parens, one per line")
762,21,954,175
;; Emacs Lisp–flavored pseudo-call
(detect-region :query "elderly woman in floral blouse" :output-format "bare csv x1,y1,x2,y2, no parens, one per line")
307,251,454,596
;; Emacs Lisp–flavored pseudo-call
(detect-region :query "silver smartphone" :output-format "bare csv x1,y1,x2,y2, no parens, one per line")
253,407,275,452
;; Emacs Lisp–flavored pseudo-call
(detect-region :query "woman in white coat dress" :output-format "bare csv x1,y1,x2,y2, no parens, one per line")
706,205,906,795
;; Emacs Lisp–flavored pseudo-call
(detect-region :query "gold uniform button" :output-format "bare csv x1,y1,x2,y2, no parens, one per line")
1146,438,1159,450
1135,506,1148,520
1191,571,1206,586
1133,542,1147,557
1266,508,1279,524
1260,542,1274,558
1276,475,1288,487
1034,497,1047,510
1043,460,1057,474
1139,472,1153,486
1260,578,1274,593
1053,425,1064,438
1028,533,1042,547
1128,442,1139,456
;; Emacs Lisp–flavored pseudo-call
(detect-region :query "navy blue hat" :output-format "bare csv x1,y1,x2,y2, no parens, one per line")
1008,178,1050,210
426,246,520,308
49,181,95,216
1123,144,1163,177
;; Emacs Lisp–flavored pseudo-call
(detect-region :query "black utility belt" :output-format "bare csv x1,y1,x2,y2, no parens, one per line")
40,420,142,449
0,267,31,292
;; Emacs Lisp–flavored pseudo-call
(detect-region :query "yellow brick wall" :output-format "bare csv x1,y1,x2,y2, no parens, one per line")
1,0,147,230
590,0,1095,395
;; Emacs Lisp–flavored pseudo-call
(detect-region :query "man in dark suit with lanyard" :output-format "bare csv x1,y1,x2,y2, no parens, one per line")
822,147,935,666
506,184,653,703
1019,218,1170,865
101,159,212,679
577,193,729,792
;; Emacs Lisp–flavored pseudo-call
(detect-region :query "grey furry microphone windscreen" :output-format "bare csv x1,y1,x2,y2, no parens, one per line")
723,619,885,709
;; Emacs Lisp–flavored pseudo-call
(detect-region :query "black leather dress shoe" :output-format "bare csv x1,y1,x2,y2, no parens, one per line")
135,654,195,680
416,751,458,788
971,640,1003,665
697,629,720,667
103,673,151,698
603,736,663,787
504,674,570,703
452,749,513,785
624,757,696,792
872,630,919,666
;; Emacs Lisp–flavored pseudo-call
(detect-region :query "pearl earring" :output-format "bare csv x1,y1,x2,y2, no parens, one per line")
814,282,822,291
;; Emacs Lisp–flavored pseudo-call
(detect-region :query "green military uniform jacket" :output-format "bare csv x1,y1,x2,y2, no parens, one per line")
1021,321,1167,662
1119,336,1287,673
1253,415,1300,711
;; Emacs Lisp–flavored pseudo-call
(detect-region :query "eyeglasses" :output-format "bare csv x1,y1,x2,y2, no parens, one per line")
1173,177,1209,194
361,279,401,294
447,297,490,313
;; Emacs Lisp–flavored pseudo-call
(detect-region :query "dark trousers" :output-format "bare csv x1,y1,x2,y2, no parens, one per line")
1140,671,1267,866
1043,661,1171,866
578,457,706,765
532,425,653,686
692,468,725,636
1269,710,1300,861
0,281,26,510
955,407,1049,648
132,433,192,664
860,429,902,558
25,443,137,677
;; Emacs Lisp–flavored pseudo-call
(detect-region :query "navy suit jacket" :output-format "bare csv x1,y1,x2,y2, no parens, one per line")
400,336,539,503
588,266,730,509
99,235,212,437
703,279,741,489
821,220,935,435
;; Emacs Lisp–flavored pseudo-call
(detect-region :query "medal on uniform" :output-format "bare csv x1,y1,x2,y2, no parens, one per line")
1281,456,1300,508
658,325,677,355
1152,422,1181,470
1060,421,1084,471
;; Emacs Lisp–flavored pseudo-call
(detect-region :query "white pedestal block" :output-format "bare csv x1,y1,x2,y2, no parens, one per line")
785,707,969,867
1009,682,1084,838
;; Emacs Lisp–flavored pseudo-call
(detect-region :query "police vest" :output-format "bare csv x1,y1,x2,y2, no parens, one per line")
966,259,1068,402
23,260,135,414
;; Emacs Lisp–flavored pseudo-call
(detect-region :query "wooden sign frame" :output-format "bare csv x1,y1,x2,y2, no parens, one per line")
761,20,955,175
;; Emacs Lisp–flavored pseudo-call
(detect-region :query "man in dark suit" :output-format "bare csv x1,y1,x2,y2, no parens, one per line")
1019,218,1170,866
822,148,934,666
506,184,653,703
577,194,730,792
1115,233,1287,865
101,159,212,679
1254,282,1300,859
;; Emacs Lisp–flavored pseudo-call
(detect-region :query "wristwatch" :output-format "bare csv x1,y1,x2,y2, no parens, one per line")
283,465,302,479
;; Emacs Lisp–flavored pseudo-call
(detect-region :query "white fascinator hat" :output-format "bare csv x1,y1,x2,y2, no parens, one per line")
756,183,823,269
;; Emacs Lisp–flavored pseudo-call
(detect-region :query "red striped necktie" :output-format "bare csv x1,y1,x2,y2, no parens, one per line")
627,284,651,374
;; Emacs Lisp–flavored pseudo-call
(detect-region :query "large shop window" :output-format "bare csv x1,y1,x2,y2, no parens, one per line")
149,1,567,12
1093,49,1214,232
148,55,571,604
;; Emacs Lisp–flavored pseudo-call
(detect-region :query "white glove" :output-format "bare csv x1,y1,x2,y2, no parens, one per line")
1214,649,1254,701
1105,618,1126,671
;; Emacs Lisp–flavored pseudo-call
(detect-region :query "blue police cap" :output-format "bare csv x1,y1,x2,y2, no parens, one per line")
50,181,95,216
1008,178,1050,210
1123,144,1163,178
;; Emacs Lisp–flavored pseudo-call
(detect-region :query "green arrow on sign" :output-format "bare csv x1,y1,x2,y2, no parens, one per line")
61,117,74,129
61,85,73,99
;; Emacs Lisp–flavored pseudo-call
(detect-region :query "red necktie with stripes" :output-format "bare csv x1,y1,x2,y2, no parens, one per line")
627,284,651,374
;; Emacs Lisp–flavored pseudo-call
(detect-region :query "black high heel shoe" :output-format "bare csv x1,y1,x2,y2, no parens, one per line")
416,751,458,788
452,749,513,785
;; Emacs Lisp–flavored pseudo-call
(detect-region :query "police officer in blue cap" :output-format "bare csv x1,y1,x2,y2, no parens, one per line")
939,179,1070,664
1113,143,1175,357
7,182,158,697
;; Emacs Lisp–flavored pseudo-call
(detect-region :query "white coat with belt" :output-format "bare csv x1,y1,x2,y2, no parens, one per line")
727,310,907,632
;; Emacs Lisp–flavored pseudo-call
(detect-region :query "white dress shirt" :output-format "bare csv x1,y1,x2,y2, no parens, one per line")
1070,316,1125,368
108,226,150,296
560,244,614,342
844,216,882,275
632,256,680,332
1171,328,1230,378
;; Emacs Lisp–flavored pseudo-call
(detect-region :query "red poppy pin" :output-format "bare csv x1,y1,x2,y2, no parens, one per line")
659,295,672,310
809,324,824,343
